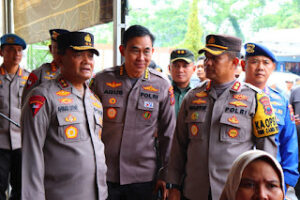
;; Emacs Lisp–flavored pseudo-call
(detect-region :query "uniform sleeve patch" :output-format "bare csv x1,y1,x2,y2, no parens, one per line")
29,95,46,117
26,73,38,89
253,93,278,138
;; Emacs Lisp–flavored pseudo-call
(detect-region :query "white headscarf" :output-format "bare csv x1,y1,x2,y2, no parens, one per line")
220,150,285,200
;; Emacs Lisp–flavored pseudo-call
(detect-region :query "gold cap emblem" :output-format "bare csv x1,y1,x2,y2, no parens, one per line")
84,34,92,46
6,37,15,43
246,44,255,53
208,36,215,44
52,31,59,40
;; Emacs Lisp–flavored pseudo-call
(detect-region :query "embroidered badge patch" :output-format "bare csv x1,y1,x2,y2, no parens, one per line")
65,126,78,139
231,82,241,91
259,96,273,115
233,94,248,101
29,95,46,117
93,102,102,109
228,115,239,124
168,86,175,105
190,125,199,136
143,85,159,92
109,97,117,105
229,101,247,107
143,111,151,120
192,98,207,104
227,128,239,138
26,73,38,89
107,108,117,119
59,98,73,104
195,91,208,98
58,78,69,88
56,90,70,97
144,101,154,109
106,81,122,88
191,112,199,120
65,114,77,122
21,76,28,80
206,80,211,90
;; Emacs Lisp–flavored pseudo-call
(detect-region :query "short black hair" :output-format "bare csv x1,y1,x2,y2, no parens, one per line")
225,51,241,59
122,25,155,47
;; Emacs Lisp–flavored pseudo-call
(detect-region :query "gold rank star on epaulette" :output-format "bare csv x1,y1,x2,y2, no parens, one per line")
58,78,69,88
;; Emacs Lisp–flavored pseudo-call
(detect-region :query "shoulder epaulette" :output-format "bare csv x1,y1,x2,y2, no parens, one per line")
148,67,170,81
243,82,263,94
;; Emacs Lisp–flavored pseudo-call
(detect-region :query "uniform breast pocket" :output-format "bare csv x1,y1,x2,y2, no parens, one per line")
94,113,103,139
185,110,207,140
102,95,123,123
219,113,251,143
136,98,159,125
57,112,86,143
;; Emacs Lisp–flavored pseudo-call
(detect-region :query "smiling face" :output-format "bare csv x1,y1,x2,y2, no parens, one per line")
0,45,23,67
236,159,284,200
119,35,154,78
244,55,276,90
59,48,94,85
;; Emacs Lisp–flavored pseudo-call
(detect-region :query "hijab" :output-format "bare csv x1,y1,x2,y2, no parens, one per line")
220,150,285,200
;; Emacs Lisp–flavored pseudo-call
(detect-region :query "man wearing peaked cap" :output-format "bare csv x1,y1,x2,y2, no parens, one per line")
242,42,299,197
0,33,29,200
169,49,196,116
167,34,278,200
21,31,107,200
90,25,175,200
22,28,69,104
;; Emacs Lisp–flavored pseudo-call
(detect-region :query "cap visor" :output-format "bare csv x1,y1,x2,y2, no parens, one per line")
171,57,193,64
198,47,224,56
71,46,99,56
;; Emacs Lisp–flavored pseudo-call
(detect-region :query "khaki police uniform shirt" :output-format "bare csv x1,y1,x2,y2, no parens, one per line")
0,66,29,150
21,75,107,200
22,62,60,105
90,66,176,185
167,80,278,200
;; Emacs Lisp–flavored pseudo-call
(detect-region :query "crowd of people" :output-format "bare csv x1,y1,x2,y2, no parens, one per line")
0,24,299,200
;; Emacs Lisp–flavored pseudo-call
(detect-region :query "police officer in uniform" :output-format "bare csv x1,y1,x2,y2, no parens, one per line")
166,34,278,200
21,31,107,200
90,25,175,200
22,29,69,104
0,33,29,200
242,43,299,194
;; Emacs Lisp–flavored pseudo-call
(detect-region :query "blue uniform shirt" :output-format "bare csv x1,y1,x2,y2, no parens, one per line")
265,87,299,187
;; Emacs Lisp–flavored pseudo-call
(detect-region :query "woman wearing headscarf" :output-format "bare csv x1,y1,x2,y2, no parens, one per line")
220,150,285,200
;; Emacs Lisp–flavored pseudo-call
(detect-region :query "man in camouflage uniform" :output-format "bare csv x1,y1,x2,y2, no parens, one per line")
90,25,175,200
167,34,278,200
22,29,69,104
0,33,29,200
21,31,107,200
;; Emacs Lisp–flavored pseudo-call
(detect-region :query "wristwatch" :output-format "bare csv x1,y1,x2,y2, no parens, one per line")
166,183,181,190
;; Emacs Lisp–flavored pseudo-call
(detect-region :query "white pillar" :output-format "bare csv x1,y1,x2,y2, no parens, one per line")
113,0,126,66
